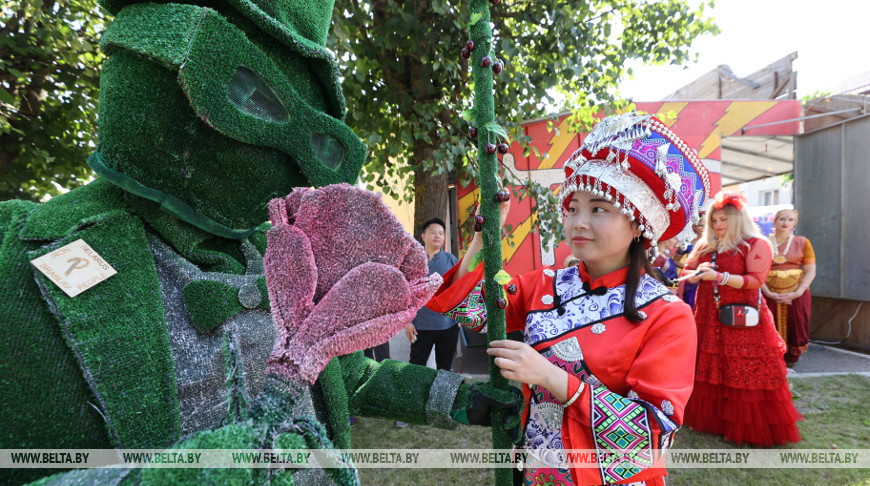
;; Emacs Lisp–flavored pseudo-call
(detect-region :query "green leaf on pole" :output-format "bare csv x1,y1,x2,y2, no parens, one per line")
468,12,483,26
461,109,476,122
482,122,509,141
493,269,512,285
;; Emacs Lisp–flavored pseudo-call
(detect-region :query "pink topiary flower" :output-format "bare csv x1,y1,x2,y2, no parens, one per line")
264,184,441,384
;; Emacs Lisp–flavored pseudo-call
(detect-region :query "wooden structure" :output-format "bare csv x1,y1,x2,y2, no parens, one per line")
665,52,798,100
796,113,870,350
803,94,867,132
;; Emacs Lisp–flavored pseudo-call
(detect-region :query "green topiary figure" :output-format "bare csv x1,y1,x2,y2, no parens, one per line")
0,0,521,484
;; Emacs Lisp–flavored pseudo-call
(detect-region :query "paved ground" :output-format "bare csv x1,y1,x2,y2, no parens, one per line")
787,343,870,378
384,329,870,379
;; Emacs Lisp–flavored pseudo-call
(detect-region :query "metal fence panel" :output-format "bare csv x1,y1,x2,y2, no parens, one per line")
795,114,870,301
842,117,870,300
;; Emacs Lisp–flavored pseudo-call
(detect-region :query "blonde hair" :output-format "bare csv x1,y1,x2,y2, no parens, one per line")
774,209,799,226
697,204,768,254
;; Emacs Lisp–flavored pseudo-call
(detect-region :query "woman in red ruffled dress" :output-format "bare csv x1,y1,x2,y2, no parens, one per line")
681,192,803,446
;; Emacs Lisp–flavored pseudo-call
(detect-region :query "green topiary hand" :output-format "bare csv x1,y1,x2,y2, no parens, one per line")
451,382,524,445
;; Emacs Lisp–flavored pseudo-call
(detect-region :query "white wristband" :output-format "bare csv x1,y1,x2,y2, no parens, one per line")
561,382,584,408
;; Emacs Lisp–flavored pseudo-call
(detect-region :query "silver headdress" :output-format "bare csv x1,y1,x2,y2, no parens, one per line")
560,113,710,250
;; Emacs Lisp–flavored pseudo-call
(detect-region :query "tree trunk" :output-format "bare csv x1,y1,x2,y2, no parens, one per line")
412,139,451,242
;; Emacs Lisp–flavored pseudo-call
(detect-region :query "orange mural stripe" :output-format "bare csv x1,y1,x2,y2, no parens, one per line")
538,117,576,170
698,101,777,159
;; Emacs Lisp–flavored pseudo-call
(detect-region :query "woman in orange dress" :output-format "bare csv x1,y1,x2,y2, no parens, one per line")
761,209,816,366
681,192,802,447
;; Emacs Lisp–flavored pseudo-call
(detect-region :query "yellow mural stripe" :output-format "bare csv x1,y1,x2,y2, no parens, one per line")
457,188,480,225
697,131,721,160
717,101,778,135
655,102,689,126
503,214,534,263
539,117,576,170
456,190,532,263
698,101,777,159
538,104,687,169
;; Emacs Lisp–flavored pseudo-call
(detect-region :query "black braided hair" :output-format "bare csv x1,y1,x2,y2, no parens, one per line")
624,238,661,323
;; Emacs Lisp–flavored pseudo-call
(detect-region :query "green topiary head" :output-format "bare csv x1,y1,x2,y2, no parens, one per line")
91,0,366,238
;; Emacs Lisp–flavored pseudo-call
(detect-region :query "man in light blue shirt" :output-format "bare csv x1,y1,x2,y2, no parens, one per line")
404,218,459,370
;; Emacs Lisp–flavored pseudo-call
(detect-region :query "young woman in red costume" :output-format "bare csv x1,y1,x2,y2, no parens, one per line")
428,113,709,486
681,191,803,446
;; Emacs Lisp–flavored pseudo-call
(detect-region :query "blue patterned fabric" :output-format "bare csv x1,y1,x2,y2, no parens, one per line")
525,266,671,346
629,133,704,215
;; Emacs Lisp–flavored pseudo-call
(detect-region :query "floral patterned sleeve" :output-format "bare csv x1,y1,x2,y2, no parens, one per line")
444,279,488,332
425,262,530,334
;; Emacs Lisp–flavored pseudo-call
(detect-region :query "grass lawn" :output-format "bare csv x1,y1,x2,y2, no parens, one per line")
350,374,870,486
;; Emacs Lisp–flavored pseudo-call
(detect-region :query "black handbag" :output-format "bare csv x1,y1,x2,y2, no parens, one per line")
712,251,761,327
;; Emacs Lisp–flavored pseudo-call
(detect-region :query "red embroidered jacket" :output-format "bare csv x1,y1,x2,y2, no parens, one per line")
427,262,697,485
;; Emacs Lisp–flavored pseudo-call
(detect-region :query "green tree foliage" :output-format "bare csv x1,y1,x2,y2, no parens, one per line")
331,0,717,244
0,0,106,201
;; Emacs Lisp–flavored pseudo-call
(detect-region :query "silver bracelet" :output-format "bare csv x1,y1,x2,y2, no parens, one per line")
561,381,584,408
720,272,730,286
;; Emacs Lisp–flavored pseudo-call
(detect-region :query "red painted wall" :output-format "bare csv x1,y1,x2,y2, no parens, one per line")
456,100,802,276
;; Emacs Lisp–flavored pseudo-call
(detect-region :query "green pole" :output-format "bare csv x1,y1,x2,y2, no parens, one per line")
467,1,512,484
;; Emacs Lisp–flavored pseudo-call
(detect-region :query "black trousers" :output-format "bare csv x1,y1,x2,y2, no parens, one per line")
409,325,460,371
363,342,391,362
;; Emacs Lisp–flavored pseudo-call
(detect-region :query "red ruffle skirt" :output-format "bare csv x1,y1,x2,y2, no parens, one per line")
685,280,803,447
